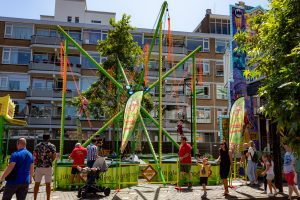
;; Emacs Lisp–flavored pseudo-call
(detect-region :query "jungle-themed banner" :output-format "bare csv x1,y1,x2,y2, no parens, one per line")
229,5,264,148
120,91,143,153
229,97,245,147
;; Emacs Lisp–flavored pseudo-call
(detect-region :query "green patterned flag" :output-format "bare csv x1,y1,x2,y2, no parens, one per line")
120,91,143,153
229,97,245,147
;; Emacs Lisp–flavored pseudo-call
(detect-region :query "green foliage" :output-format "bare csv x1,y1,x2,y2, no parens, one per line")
234,0,300,154
71,14,153,119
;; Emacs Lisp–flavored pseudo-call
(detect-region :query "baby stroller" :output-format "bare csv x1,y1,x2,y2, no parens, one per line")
77,157,111,198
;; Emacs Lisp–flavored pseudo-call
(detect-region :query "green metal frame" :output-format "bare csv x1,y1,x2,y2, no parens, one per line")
57,2,202,184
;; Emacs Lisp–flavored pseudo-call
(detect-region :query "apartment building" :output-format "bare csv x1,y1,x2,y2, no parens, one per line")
0,0,229,147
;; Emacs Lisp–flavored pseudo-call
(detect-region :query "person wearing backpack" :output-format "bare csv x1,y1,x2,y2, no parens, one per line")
246,140,257,186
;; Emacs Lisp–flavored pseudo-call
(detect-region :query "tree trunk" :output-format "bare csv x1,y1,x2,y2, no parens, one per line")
272,122,283,192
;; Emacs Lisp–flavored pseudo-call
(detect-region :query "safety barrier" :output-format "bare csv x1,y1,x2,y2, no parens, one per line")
53,160,221,190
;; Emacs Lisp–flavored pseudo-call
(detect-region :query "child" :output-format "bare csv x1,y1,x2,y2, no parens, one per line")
261,154,277,197
197,156,211,198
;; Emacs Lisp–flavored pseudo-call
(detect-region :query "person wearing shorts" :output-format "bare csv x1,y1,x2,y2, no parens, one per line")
69,143,87,189
261,154,277,197
33,134,56,200
283,143,300,200
178,136,192,189
197,157,211,198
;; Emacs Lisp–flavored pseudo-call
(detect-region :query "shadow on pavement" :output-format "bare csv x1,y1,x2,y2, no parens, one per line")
153,187,161,200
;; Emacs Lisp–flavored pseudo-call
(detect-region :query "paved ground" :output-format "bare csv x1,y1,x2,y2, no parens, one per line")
0,182,299,200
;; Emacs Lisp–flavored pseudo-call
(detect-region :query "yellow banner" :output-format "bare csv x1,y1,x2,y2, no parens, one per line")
120,91,143,154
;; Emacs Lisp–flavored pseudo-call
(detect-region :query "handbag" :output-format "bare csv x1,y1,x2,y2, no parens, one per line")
5,153,28,181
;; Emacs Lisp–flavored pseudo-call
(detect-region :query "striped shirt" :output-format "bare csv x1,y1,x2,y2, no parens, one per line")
87,143,97,161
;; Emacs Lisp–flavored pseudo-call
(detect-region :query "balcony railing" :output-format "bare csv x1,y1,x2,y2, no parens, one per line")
27,116,76,126
31,35,82,46
29,61,81,73
26,88,78,98
152,45,187,54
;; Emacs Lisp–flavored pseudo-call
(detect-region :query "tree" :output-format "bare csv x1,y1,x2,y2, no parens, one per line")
235,0,300,153
72,14,153,120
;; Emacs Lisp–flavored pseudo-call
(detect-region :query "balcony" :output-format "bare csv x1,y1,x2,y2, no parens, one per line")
31,35,82,46
152,45,187,54
26,88,78,99
27,116,76,126
29,61,81,73
163,94,186,103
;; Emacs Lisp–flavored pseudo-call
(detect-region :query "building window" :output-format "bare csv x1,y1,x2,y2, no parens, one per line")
216,61,224,76
217,107,228,123
215,39,229,53
187,37,209,52
101,31,107,40
4,23,33,40
186,84,210,99
196,107,211,123
75,17,79,23
13,100,28,117
83,30,101,44
216,84,228,99
36,28,57,37
204,133,215,142
30,104,52,117
209,19,230,35
2,47,31,65
91,20,101,24
0,73,29,91
0,77,8,88
132,33,143,47
82,52,100,69
67,16,72,22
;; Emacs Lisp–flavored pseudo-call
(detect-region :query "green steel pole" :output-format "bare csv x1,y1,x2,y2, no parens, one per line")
59,39,68,161
140,107,179,149
192,55,197,157
82,110,123,147
117,58,130,86
139,114,166,185
158,23,163,165
146,46,202,93
0,116,4,165
5,126,10,161
57,25,123,91
116,64,121,156
139,1,168,88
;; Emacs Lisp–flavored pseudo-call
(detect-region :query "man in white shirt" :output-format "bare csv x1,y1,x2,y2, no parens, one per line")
246,141,256,185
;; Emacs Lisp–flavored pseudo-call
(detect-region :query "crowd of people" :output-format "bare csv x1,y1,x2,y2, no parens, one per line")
0,135,107,200
0,133,299,200
178,136,300,200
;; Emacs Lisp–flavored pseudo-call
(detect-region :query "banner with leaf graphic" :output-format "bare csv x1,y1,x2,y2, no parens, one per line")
120,91,143,153
229,97,245,147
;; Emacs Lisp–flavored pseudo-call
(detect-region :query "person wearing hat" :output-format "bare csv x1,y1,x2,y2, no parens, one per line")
69,143,87,190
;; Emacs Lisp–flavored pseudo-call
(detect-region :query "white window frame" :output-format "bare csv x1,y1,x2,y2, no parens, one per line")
216,61,224,77
216,84,228,100
2,48,10,64
215,39,229,53
196,107,211,123
4,23,13,38
217,107,228,123
0,77,8,88
202,60,210,75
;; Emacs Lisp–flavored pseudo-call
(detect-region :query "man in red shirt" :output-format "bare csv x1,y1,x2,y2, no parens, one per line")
69,143,87,189
178,136,192,189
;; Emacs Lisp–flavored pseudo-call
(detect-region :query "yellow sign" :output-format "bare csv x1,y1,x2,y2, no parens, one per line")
0,95,15,118
142,165,157,182
0,95,26,126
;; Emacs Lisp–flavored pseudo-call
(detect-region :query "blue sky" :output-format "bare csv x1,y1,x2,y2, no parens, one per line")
0,0,269,31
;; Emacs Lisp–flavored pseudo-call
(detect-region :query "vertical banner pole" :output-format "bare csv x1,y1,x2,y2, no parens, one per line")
192,55,197,157
158,22,163,165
